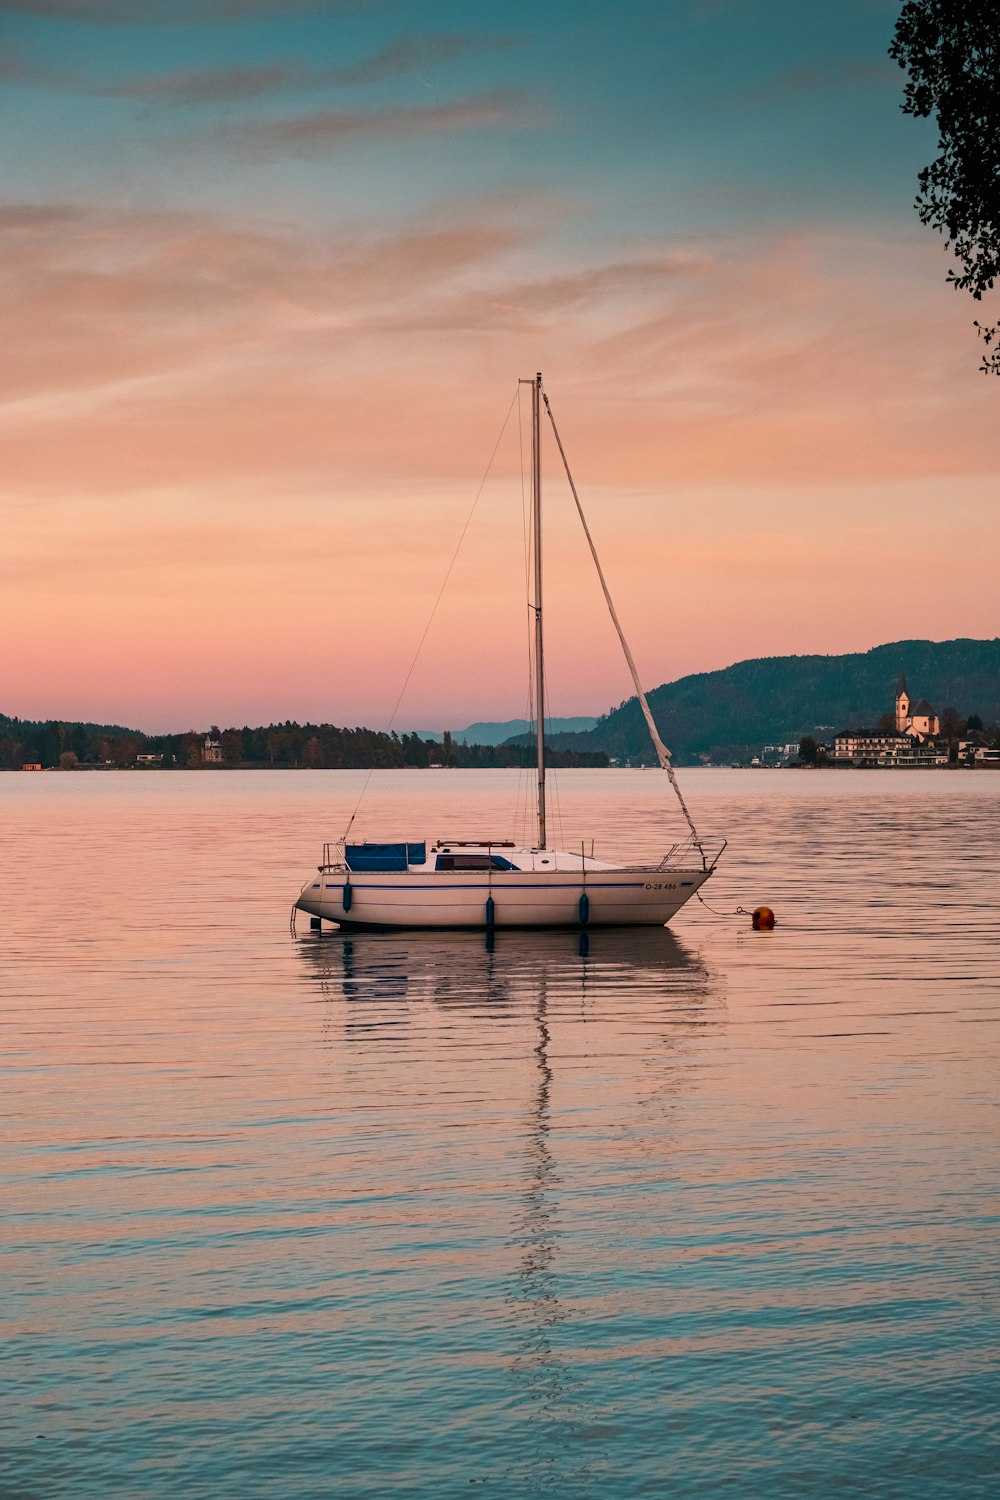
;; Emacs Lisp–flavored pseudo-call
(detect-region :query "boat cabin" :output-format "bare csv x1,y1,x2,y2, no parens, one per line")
339,839,614,874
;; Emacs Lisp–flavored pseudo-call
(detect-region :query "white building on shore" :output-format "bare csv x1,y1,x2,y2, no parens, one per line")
834,679,946,766
833,729,947,767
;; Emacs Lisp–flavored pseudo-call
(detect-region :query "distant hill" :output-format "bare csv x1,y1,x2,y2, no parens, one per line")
541,638,1000,764
0,713,607,770
8,638,996,769
412,716,597,746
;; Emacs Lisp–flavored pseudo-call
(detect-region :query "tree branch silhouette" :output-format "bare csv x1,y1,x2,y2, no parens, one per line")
890,1,1000,373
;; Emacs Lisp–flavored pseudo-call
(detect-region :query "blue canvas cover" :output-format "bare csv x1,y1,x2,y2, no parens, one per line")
345,842,425,871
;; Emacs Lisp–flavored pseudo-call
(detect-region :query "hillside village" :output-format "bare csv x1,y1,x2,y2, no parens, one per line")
796,680,1000,768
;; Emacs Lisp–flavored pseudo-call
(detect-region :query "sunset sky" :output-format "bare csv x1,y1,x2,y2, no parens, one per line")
2,0,997,733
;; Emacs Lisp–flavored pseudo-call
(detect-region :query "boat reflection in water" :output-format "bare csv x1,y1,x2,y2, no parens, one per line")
295,927,725,1492
296,924,719,1020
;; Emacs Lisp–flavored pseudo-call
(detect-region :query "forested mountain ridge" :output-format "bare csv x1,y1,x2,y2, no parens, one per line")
542,638,1000,764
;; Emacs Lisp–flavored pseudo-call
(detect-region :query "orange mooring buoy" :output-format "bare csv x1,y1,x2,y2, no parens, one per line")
752,906,776,930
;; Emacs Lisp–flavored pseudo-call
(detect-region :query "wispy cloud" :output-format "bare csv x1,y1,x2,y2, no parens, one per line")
112,62,305,104
211,90,537,156
0,197,531,420
114,35,517,104
0,41,26,82
1,33,521,105
0,0,342,22
1,197,994,505
493,253,715,313
742,58,898,106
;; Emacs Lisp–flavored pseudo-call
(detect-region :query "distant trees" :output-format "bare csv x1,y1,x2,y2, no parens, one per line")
38,721,62,767
798,736,819,764
401,732,428,767
266,727,291,764
220,729,243,763
940,705,963,738
0,718,132,767
0,712,609,771
890,1,1000,371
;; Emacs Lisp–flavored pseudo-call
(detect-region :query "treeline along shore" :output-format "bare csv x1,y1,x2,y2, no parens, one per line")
0,717,608,771
8,638,999,772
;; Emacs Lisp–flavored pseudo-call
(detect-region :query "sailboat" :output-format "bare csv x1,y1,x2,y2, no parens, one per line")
294,374,724,930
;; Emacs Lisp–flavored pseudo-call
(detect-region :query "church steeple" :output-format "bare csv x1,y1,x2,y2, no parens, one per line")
895,676,910,733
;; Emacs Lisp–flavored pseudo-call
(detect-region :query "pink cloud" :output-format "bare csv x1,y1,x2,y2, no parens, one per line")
2,203,997,504
3,201,999,727
209,90,539,157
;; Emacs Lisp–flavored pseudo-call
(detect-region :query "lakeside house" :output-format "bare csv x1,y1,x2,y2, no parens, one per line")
833,729,948,767
202,737,222,764
959,734,1000,766
834,680,948,766
761,742,802,766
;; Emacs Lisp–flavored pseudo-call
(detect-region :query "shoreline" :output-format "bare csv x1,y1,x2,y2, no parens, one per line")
8,761,1000,774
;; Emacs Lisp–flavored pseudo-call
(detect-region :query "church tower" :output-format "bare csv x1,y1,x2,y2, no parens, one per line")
895,676,910,733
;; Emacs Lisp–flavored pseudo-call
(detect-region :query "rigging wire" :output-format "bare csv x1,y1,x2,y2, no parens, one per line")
342,386,520,842
513,382,533,847
542,390,702,850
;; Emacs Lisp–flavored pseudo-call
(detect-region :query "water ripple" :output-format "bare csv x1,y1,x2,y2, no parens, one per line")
2,770,999,1497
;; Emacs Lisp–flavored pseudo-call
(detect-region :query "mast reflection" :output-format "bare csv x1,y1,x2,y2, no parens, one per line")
295,927,724,1489
504,954,580,1492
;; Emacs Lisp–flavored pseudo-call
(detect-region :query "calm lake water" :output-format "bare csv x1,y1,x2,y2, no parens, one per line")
3,769,999,1498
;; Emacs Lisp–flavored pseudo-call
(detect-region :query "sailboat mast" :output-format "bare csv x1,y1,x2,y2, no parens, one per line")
532,372,546,850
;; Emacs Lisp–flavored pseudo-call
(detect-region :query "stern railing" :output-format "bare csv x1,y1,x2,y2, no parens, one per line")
320,841,346,871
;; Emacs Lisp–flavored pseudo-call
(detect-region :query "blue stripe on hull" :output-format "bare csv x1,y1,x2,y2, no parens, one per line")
330,917,669,931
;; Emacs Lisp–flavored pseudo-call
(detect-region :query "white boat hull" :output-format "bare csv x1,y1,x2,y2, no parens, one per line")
295,866,712,929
